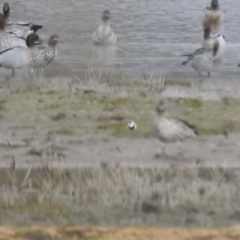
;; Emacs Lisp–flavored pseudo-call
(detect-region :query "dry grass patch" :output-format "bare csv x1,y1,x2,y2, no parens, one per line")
0,163,239,226
1,226,240,240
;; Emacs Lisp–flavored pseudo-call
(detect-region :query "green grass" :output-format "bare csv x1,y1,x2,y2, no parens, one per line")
44,103,61,110
182,98,203,108
1,87,240,137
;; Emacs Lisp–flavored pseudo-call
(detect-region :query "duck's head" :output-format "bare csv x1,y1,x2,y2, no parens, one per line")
156,100,166,115
211,0,219,10
26,33,42,47
3,3,9,18
48,35,62,47
102,10,110,22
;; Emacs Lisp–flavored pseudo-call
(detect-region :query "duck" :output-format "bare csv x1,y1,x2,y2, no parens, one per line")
153,100,198,156
29,35,62,70
92,10,117,45
0,15,42,51
182,38,225,78
0,3,42,39
202,0,224,33
1,3,9,22
0,33,42,77
7,22,42,39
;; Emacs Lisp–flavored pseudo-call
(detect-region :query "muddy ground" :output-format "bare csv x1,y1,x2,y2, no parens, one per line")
0,71,240,227
0,70,240,169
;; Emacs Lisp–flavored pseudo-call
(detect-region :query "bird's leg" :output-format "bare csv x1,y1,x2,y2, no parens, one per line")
208,72,211,78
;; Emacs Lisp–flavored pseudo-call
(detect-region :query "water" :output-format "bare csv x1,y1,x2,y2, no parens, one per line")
6,0,240,78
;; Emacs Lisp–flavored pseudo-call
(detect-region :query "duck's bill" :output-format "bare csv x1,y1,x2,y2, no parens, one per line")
56,38,64,43
34,40,42,45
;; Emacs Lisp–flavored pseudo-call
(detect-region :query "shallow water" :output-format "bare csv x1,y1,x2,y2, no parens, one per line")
5,0,240,79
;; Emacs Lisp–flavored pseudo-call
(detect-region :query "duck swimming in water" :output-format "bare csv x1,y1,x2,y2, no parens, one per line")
92,10,117,45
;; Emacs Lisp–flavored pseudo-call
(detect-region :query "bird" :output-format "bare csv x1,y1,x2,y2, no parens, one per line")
182,38,225,78
92,10,117,45
29,35,62,71
0,33,42,77
202,0,224,33
127,120,137,130
153,100,198,156
0,3,42,39
0,15,42,51
1,3,10,22
7,22,42,39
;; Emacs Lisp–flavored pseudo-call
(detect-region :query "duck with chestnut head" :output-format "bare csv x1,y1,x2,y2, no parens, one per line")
29,35,62,70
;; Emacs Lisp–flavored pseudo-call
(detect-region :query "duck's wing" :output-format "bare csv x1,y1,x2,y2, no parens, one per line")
0,47,29,69
5,22,42,38
182,47,212,65
175,117,199,135
8,30,27,39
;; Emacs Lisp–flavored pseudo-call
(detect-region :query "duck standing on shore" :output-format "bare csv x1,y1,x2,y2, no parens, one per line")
182,35,225,78
153,100,198,156
183,1,226,78
0,33,42,77
29,35,62,71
